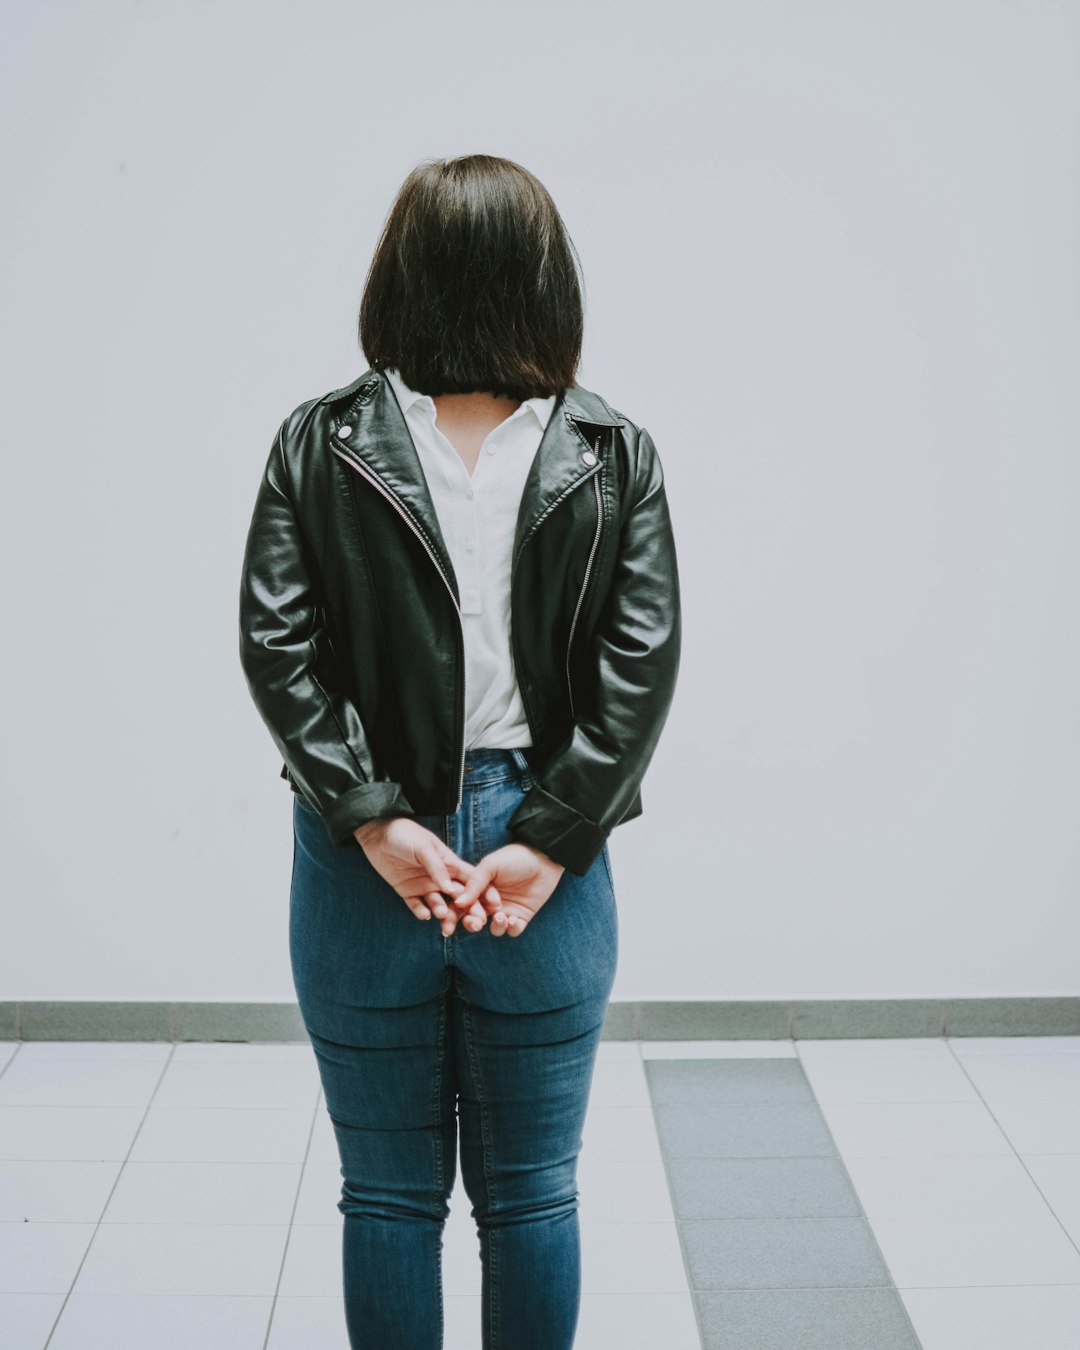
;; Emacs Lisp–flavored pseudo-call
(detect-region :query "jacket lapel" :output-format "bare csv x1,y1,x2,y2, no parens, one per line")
327,367,625,606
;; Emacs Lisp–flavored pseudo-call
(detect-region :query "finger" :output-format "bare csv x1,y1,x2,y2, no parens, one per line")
488,908,509,938
404,895,433,921
461,904,487,933
453,856,496,911
454,877,501,912
506,912,528,937
419,843,460,895
424,891,458,935
426,893,450,920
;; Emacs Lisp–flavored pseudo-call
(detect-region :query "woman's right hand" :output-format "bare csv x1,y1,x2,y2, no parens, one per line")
353,817,502,935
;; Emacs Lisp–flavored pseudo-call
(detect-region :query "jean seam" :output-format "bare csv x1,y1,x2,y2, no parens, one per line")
431,982,449,1345
462,1000,501,1350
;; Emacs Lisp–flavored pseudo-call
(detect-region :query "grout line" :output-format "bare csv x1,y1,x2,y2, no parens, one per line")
942,1039,1080,1263
261,1081,324,1350
41,1043,181,1348
0,1039,27,1083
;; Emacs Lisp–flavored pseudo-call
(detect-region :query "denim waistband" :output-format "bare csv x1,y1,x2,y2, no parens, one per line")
461,746,537,787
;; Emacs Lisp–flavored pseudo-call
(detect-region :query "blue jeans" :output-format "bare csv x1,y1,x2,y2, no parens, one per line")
289,747,619,1350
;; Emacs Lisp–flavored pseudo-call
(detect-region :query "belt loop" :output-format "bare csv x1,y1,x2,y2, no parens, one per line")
509,747,530,776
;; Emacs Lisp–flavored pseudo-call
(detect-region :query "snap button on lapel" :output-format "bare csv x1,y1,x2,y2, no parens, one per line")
581,450,598,467
338,424,353,438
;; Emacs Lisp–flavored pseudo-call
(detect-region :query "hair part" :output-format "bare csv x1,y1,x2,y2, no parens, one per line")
358,154,584,400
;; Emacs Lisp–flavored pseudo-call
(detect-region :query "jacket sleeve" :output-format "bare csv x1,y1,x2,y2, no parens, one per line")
238,416,416,845
506,426,682,875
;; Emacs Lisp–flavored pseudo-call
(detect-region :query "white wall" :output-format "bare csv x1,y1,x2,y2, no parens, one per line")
2,0,1077,1003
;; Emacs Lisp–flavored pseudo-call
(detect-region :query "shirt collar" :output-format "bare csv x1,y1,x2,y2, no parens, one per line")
385,365,556,432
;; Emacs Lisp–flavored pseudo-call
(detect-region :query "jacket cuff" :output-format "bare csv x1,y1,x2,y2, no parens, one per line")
505,783,608,877
323,782,416,846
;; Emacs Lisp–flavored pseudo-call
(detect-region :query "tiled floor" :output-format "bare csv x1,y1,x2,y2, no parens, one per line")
2,1036,1080,1348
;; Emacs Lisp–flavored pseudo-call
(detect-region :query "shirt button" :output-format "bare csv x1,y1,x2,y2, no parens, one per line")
486,445,496,455
465,539,475,552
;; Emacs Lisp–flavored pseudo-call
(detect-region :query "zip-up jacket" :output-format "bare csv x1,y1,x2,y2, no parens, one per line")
237,365,682,876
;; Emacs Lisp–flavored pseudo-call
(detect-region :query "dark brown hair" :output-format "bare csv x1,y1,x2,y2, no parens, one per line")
358,155,584,401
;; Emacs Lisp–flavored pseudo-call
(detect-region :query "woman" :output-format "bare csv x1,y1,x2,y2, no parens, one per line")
238,154,681,1350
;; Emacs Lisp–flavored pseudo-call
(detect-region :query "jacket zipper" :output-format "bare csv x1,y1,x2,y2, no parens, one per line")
565,469,604,719
329,442,469,811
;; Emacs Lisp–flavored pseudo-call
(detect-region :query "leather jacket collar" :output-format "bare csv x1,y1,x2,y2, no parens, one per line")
325,368,626,611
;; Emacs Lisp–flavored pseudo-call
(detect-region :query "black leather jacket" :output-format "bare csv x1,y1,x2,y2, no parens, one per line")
238,365,681,876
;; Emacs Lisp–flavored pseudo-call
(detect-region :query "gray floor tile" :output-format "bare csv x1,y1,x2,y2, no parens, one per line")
654,1103,839,1158
664,1156,863,1220
679,1217,891,1290
695,1287,921,1349
645,1058,815,1105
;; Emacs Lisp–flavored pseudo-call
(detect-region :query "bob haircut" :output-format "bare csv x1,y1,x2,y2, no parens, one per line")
358,154,584,402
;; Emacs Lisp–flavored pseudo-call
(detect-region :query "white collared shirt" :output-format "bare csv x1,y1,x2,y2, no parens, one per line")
384,366,557,750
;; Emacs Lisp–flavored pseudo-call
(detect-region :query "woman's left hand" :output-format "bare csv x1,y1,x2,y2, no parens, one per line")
448,843,565,937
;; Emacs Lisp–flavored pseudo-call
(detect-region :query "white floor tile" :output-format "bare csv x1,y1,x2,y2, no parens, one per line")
983,1097,1080,1153
575,1291,702,1348
0,1222,96,1293
151,1060,320,1111
901,1284,1080,1350
71,1222,289,1296
796,1038,953,1058
800,1053,982,1104
580,1221,690,1294
581,1106,664,1162
48,1292,271,1350
596,1040,644,1059
277,1222,346,1299
0,1058,165,1108
948,1036,1080,1056
959,1052,1080,1105
293,1162,342,1225
14,1042,172,1061
0,1292,66,1349
1057,1209,1080,1247
101,1160,304,1225
587,1056,651,1107
129,1106,316,1163
0,1160,121,1222
577,1158,678,1222
819,1100,1013,1157
641,1040,797,1058
170,1042,315,1063
872,1213,1080,1288
1021,1152,1080,1215
303,1109,340,1165
844,1152,1059,1219
267,1294,350,1349
0,1106,144,1162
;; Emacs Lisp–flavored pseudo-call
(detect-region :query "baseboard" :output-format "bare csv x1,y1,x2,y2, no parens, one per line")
1,998,1078,1042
